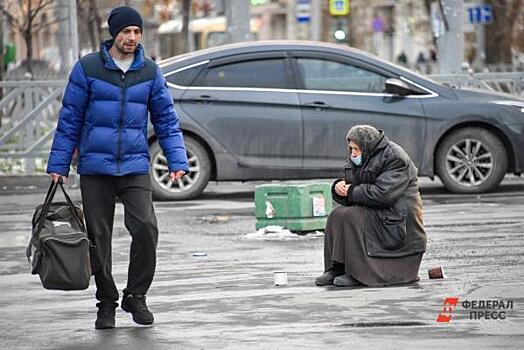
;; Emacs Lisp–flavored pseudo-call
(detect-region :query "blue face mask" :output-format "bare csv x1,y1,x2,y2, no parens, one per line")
350,155,363,167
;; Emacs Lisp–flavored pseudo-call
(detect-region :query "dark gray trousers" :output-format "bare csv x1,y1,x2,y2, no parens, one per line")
80,175,159,303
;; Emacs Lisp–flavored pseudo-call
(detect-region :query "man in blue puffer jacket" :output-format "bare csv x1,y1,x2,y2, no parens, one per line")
47,6,188,329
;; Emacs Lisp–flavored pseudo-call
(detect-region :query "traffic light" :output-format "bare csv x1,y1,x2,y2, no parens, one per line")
334,29,346,41
334,28,348,43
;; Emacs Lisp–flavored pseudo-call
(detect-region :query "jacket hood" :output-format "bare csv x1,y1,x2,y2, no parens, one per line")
368,131,389,156
346,127,388,166
100,39,145,71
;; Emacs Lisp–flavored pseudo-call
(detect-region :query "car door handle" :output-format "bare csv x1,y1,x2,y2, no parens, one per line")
302,101,332,109
190,95,216,103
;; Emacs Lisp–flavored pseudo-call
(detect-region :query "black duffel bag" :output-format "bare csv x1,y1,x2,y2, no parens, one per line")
26,180,91,290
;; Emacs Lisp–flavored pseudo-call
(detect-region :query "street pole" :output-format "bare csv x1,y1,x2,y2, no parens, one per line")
69,0,79,65
310,0,321,41
287,0,297,40
436,0,464,74
0,11,4,116
182,0,192,52
475,23,486,70
0,11,4,81
56,0,69,71
226,0,251,43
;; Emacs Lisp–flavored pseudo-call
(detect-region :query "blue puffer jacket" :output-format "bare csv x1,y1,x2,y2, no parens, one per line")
47,40,188,176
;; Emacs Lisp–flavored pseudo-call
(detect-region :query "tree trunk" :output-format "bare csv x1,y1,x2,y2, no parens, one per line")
85,1,97,51
86,21,97,52
182,0,191,53
508,0,524,55
25,0,34,76
25,29,34,77
485,0,512,65
0,11,4,80
92,0,103,47
0,12,4,127
86,0,102,51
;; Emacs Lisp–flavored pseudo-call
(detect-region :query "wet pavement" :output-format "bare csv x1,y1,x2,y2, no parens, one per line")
1,177,524,349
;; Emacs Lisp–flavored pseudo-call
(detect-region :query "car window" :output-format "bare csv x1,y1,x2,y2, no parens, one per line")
193,59,288,89
296,58,387,93
166,65,202,87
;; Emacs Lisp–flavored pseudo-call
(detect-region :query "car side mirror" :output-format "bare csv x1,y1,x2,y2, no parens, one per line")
385,78,413,96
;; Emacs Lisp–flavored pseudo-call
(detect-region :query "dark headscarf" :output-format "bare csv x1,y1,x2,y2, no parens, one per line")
345,125,382,161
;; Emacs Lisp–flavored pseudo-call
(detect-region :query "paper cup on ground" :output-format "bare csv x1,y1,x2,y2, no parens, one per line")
428,266,445,279
274,271,288,286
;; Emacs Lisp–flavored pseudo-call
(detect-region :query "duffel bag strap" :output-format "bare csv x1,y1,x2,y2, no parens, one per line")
31,181,56,227
34,180,61,236
27,180,60,261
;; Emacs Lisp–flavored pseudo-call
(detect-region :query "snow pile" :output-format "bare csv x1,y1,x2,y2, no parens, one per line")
244,226,324,240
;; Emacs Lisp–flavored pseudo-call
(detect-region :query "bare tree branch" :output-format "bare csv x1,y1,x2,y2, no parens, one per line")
31,16,68,33
0,5,22,30
32,0,55,21
2,0,56,75
17,0,26,27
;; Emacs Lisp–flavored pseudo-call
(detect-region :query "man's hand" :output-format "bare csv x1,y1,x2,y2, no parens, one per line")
169,171,186,182
49,173,66,183
334,180,350,197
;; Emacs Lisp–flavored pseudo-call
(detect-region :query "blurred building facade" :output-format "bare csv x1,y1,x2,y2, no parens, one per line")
342,0,433,67
1,0,522,76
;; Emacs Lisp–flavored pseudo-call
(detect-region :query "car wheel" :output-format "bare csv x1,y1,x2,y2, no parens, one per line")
436,128,507,193
149,137,211,200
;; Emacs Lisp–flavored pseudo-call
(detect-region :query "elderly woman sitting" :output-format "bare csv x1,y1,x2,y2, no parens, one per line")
316,125,427,287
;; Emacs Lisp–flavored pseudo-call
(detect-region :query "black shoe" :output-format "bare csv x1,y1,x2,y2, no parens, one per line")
95,302,117,329
333,274,363,287
121,294,154,325
315,270,344,286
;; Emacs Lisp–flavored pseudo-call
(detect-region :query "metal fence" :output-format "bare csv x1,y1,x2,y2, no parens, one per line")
0,71,523,175
429,72,524,97
0,81,64,175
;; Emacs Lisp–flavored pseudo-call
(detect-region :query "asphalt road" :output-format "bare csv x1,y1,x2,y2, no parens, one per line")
0,177,523,349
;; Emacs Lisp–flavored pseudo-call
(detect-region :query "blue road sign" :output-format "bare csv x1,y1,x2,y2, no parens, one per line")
296,0,311,23
467,4,493,24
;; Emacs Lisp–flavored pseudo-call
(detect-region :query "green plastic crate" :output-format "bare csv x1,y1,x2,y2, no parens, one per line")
255,183,333,232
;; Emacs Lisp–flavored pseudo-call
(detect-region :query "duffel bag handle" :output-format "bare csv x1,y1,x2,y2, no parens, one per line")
34,179,85,236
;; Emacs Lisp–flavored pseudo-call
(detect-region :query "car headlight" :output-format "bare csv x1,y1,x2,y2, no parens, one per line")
491,100,524,113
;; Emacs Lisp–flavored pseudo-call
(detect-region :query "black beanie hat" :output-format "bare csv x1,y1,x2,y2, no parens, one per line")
108,6,143,38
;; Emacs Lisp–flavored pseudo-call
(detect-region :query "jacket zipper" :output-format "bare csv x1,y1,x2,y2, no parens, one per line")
117,72,126,174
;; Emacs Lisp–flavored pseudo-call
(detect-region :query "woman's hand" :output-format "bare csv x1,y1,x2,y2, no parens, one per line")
335,180,351,197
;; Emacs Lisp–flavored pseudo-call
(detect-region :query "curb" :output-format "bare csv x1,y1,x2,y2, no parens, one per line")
0,175,80,193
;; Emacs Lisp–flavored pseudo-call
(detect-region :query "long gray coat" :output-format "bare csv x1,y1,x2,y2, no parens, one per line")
332,132,427,258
